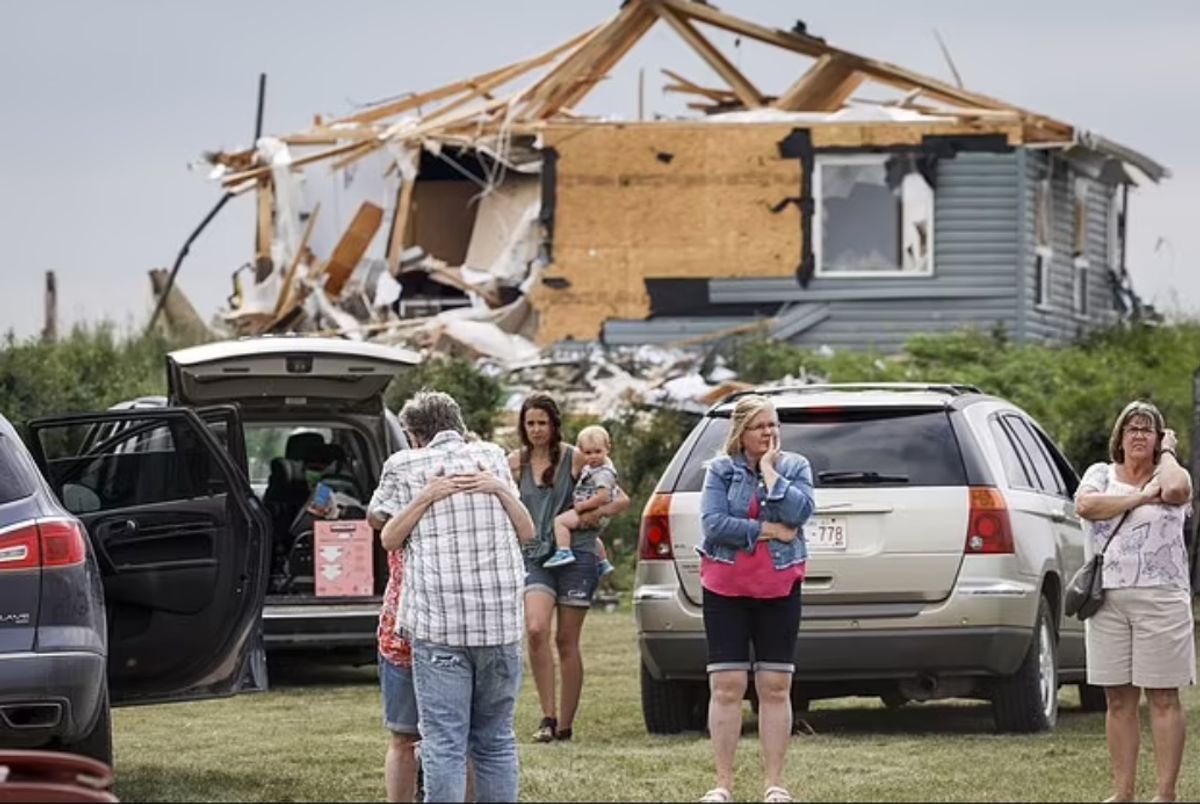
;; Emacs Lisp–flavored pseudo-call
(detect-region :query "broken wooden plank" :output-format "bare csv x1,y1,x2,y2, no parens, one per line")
774,54,862,111
653,4,765,108
661,68,737,102
320,201,384,298
274,202,321,318
255,178,273,273
329,24,600,128
222,140,366,187
386,165,418,275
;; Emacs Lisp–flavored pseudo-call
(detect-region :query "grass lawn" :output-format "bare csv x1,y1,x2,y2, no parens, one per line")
114,606,1199,802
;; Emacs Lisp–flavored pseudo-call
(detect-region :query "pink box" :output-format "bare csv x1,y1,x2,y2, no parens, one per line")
314,519,374,598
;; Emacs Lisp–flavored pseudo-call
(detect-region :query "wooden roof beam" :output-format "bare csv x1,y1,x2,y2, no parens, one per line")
547,3,660,115
661,69,738,103
653,3,765,108
774,54,863,111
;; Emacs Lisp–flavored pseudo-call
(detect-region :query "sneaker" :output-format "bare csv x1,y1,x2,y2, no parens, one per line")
598,559,615,577
533,716,557,743
543,548,577,568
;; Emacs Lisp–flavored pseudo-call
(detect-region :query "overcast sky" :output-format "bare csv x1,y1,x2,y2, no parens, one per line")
2,0,1196,341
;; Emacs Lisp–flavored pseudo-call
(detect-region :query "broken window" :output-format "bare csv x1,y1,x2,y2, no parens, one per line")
1107,186,1123,270
814,154,934,276
1034,176,1053,308
1073,178,1089,317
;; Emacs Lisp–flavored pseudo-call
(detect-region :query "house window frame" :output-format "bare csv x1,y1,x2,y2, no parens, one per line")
1033,173,1055,312
813,153,935,279
1074,255,1090,318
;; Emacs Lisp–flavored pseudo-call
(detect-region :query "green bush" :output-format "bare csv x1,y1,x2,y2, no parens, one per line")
0,325,199,433
384,354,504,439
730,322,1200,474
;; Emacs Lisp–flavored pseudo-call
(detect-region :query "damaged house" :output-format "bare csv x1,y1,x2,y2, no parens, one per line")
202,0,1168,358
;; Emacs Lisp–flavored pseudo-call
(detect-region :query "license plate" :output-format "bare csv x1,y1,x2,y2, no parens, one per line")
804,516,847,551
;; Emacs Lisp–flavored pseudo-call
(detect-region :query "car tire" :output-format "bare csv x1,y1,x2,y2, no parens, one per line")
641,662,704,734
60,679,113,767
880,693,909,709
992,596,1058,733
1078,683,1107,713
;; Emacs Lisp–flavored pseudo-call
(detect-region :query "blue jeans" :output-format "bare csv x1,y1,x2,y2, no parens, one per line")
411,639,523,803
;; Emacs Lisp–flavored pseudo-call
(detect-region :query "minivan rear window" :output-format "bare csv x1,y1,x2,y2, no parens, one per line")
675,407,967,492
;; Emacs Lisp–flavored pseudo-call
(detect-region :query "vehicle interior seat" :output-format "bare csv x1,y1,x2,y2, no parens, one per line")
263,432,326,554
313,442,364,503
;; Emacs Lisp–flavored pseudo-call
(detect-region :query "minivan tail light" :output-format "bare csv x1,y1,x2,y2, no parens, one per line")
965,487,1014,554
639,493,674,560
0,522,40,571
38,519,87,568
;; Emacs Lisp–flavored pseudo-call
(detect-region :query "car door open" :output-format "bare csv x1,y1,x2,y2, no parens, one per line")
27,407,271,705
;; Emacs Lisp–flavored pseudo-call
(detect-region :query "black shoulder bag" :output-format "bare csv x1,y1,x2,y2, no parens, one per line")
1064,508,1131,621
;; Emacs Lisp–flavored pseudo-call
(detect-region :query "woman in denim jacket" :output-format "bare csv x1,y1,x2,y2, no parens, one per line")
697,395,815,804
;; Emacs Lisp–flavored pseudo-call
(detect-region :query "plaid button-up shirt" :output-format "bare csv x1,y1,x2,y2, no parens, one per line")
370,431,525,647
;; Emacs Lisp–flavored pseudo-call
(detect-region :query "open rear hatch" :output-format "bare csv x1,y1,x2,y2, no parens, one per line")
167,337,421,412
671,404,970,608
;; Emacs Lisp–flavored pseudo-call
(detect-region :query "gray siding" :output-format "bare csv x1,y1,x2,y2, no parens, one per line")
600,147,1128,353
708,151,1025,354
1017,149,1122,345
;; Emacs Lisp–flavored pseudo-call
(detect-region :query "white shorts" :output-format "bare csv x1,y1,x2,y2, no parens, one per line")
1085,586,1196,689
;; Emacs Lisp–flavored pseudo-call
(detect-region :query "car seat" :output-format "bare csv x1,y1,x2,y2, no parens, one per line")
263,432,327,555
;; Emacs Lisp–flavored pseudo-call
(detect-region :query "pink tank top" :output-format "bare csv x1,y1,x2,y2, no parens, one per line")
700,492,806,599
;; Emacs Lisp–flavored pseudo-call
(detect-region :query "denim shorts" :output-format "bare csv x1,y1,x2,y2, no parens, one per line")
380,657,419,735
703,582,803,674
524,550,599,608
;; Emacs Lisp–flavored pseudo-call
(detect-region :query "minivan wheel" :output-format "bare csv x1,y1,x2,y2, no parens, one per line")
641,662,705,734
1078,683,1107,712
59,679,113,767
992,596,1058,733
880,693,909,710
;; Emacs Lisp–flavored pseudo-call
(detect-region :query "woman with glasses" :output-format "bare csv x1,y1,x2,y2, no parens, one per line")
1075,400,1195,803
697,395,815,804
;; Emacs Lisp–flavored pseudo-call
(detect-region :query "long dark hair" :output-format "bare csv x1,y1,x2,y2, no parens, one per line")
519,391,563,486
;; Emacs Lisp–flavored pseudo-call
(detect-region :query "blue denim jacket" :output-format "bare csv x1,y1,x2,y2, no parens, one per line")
698,451,815,569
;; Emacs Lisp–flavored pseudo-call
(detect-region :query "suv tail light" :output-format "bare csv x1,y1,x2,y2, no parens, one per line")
639,493,674,560
0,519,86,572
965,488,1014,554
38,519,88,568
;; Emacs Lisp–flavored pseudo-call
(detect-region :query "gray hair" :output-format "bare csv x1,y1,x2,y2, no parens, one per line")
399,391,466,445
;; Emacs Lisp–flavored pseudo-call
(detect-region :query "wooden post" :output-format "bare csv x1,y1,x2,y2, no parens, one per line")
42,271,57,343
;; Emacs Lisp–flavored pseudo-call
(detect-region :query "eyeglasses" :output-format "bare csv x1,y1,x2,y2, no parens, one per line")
1123,425,1155,437
745,422,780,432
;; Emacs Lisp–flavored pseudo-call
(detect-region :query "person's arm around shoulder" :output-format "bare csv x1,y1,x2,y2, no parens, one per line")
380,473,461,552
1075,462,1157,521
367,455,402,531
700,457,761,551
1156,429,1193,505
761,451,816,527
456,448,536,544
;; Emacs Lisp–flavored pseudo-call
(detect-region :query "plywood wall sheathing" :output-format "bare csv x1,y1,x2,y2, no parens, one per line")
531,123,803,344
530,120,1029,345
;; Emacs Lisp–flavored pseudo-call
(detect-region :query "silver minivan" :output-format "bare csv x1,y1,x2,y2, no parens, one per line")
635,383,1101,734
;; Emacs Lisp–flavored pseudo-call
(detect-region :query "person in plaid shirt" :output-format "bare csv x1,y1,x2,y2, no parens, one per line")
378,391,534,803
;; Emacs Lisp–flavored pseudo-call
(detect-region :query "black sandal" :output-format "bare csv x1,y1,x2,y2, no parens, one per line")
533,716,557,743
555,726,573,742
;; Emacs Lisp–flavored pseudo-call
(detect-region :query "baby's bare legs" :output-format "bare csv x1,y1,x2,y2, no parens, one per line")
553,509,580,551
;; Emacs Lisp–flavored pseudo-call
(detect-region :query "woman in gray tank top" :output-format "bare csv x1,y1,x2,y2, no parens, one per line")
508,392,630,743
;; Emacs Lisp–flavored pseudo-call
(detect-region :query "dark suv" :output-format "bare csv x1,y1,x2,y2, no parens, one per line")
0,406,270,766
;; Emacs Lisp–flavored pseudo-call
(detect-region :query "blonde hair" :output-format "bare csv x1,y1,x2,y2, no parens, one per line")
722,395,776,458
576,424,610,450
1107,399,1165,463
